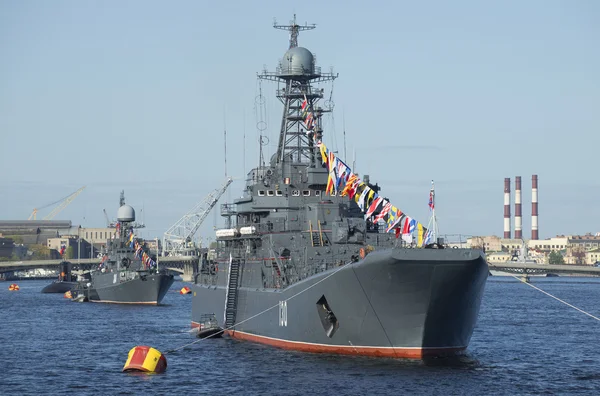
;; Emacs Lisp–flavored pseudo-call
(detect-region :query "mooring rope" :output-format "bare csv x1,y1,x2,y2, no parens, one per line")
511,275,600,322
165,260,353,354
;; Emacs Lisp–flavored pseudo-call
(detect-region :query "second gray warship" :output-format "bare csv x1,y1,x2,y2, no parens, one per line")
73,194,174,304
191,16,488,358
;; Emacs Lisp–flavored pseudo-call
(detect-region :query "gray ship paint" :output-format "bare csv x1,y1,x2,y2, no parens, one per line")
73,200,174,304
191,18,488,358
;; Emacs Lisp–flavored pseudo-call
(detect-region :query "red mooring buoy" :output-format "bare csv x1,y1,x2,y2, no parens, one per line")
123,346,167,373
180,286,191,295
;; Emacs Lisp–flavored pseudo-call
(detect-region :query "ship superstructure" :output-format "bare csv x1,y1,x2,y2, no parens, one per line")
191,16,488,358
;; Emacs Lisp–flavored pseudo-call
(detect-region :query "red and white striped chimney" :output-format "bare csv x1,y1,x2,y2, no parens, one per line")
532,174,539,240
504,177,511,239
515,176,522,239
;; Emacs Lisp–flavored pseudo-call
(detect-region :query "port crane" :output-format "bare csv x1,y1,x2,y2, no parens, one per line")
28,186,86,220
103,208,118,228
162,178,233,257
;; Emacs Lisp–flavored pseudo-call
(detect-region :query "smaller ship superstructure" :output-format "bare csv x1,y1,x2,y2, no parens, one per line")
72,194,174,304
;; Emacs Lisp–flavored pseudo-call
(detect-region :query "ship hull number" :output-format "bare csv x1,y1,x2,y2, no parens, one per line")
279,300,288,327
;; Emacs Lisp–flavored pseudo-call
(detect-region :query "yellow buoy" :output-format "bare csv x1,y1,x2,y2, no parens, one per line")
123,346,167,373
8,283,19,291
180,286,191,295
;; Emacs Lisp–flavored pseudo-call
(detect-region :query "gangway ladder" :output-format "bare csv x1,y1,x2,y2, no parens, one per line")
268,236,288,287
317,220,325,246
309,220,323,247
224,257,242,329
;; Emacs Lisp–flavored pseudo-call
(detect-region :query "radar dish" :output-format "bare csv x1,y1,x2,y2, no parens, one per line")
117,205,135,222
279,47,315,76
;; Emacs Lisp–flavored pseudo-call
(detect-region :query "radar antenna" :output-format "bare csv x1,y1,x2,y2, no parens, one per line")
115,191,145,229
162,177,233,257
273,13,316,49
259,15,337,166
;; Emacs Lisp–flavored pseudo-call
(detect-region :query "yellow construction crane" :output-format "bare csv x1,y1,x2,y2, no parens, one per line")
28,186,87,220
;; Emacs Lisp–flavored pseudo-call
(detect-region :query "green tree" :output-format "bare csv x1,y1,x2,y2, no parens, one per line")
29,244,51,259
548,251,564,265
6,235,24,244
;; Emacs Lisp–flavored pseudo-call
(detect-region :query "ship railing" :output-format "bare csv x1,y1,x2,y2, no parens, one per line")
262,258,349,289
275,87,326,99
438,234,473,248
220,203,237,216
275,64,322,77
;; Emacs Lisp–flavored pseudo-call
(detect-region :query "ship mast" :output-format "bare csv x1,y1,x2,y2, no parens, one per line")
426,181,439,243
273,14,316,49
259,15,337,166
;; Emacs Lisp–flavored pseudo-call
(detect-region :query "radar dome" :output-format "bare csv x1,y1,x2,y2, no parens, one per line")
117,204,135,222
280,47,315,75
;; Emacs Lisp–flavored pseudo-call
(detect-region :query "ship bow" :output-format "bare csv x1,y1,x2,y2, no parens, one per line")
350,248,488,357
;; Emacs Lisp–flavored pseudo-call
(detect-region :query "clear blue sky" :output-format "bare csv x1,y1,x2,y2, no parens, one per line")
1,0,598,242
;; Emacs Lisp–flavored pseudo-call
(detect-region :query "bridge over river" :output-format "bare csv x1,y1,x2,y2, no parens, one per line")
488,262,600,280
0,256,199,281
4,257,600,283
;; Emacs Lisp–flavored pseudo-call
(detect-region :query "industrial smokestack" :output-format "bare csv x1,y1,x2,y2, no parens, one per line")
532,174,539,240
515,176,522,239
504,177,511,239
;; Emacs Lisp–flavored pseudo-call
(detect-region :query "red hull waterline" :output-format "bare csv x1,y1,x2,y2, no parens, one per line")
191,322,465,359
90,300,158,305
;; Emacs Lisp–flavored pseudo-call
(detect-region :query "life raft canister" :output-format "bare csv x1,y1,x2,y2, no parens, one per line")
122,346,167,373
8,283,19,291
359,248,366,259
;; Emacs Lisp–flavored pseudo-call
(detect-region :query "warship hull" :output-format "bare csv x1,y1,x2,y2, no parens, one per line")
192,248,488,358
80,272,174,304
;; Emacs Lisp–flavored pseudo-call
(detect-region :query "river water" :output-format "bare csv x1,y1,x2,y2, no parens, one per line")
1,277,600,395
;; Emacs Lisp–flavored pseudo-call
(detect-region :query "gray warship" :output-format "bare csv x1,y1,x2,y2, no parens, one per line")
191,16,488,358
73,194,174,304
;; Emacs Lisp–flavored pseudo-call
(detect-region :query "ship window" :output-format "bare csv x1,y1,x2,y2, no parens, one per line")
292,190,300,197
276,190,283,196
258,190,265,196
316,295,339,338
303,190,310,196
315,190,321,196
331,191,337,196
267,190,274,196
